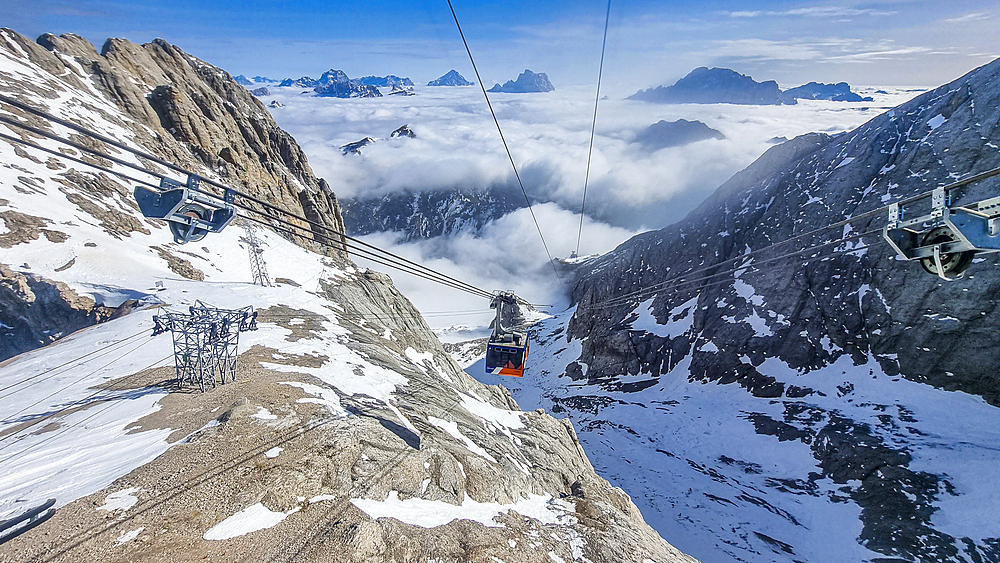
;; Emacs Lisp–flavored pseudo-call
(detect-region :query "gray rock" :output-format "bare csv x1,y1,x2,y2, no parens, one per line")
488,70,554,93
782,81,873,102
355,75,413,88
428,70,474,86
629,67,794,105
633,119,725,150
314,69,381,98
389,124,415,138
341,187,526,240
341,137,376,155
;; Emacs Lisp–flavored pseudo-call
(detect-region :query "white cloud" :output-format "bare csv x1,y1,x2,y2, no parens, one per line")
261,83,918,327
942,12,992,24
721,7,896,18
350,203,640,325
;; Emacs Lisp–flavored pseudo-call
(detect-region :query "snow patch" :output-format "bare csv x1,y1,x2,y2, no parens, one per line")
350,491,569,528
97,487,140,512
203,503,299,540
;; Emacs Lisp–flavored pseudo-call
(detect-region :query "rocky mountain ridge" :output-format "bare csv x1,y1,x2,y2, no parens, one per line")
341,186,526,241
630,67,871,105
429,70,474,86
633,119,725,150
0,28,347,360
546,56,1000,562
783,81,873,102
488,70,554,94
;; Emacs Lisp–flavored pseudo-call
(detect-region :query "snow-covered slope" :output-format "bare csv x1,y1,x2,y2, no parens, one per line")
469,310,1000,563
0,29,695,562
461,58,1000,563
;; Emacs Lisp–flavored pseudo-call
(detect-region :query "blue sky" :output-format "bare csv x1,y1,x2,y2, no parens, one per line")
6,0,999,89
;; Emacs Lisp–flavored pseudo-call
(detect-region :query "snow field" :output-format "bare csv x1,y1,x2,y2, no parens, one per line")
470,305,1000,563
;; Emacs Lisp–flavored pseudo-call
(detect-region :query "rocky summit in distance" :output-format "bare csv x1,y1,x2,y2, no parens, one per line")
278,75,318,88
356,74,414,88
633,119,725,150
390,124,416,138
341,136,376,155
629,66,794,105
783,81,873,102
313,69,381,98
488,69,554,93
428,69,474,86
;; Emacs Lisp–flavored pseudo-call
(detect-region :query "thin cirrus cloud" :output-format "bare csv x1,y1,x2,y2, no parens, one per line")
942,12,992,24
722,7,897,18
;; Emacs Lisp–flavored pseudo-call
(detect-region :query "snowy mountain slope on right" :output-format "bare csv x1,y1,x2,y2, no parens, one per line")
475,58,1000,562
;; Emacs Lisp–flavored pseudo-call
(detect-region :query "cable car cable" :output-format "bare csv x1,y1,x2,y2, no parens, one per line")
444,0,562,280
0,111,496,299
587,228,881,309
576,0,612,257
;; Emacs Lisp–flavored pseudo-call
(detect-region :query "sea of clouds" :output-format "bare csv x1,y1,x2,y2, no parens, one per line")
261,82,919,330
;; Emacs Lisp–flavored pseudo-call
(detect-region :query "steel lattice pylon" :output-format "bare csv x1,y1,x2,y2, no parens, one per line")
152,301,257,392
243,225,271,287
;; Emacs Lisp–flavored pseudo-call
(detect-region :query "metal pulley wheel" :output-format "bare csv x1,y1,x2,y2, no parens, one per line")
919,226,975,277
168,203,211,243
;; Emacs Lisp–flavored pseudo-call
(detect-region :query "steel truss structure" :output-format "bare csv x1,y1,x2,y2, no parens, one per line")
243,224,272,287
152,301,257,392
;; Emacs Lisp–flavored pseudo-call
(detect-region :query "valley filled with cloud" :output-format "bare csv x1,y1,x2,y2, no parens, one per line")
264,82,920,327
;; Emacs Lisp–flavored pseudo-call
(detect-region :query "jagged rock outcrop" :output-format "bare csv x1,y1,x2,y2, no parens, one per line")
251,86,269,97
0,28,348,361
313,69,381,98
279,76,318,88
0,263,133,359
341,187,526,241
387,84,415,96
633,119,725,150
341,137,376,155
0,29,347,260
629,67,794,105
356,75,413,88
488,70,554,93
562,57,1000,561
390,125,415,139
428,70,474,86
782,81,873,102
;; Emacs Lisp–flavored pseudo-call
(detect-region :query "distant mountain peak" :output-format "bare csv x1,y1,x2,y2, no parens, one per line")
341,136,376,155
629,67,792,105
390,124,416,138
782,81,873,102
428,69,474,86
487,69,554,93
634,119,725,150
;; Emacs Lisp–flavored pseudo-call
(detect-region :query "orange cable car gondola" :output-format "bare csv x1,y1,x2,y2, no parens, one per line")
485,292,529,377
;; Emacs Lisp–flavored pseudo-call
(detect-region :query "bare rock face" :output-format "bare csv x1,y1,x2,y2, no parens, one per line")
2,29,347,260
0,263,129,359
